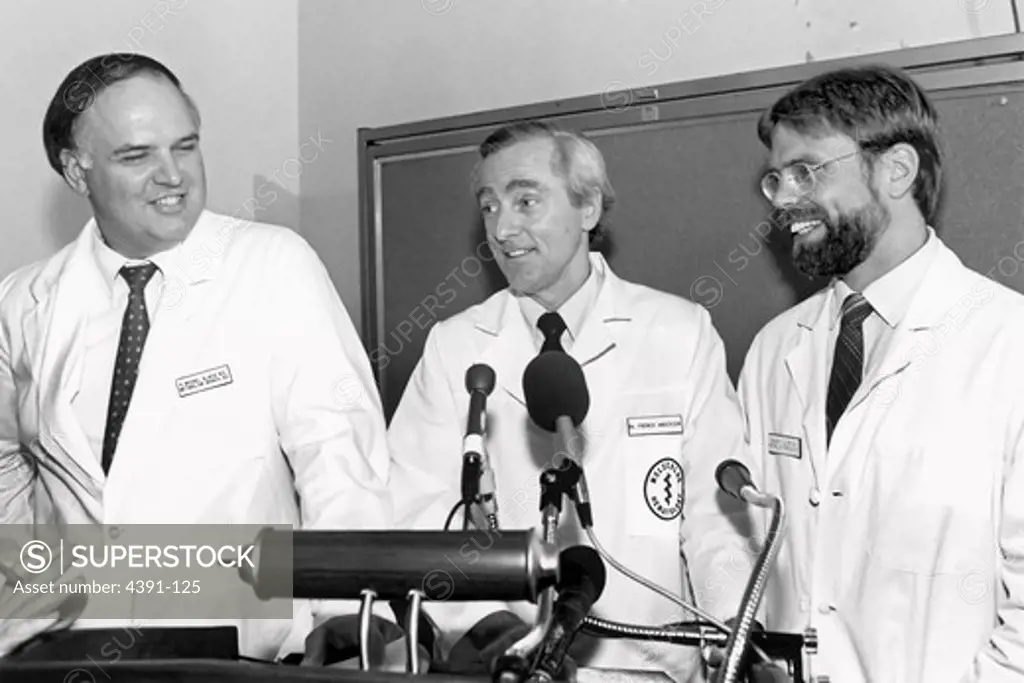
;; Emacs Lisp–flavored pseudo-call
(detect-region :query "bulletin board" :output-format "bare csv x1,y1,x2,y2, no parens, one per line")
359,34,1024,421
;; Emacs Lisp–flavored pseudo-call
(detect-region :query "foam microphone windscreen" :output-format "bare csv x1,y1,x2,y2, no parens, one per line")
466,363,496,396
557,545,606,604
715,459,754,500
522,351,590,432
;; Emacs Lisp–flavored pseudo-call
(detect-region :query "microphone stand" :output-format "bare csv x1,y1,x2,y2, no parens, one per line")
580,617,814,682
715,491,786,683
461,453,483,531
493,468,565,683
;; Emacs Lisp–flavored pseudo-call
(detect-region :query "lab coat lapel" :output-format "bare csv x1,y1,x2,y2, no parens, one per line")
783,295,830,483
475,254,628,426
570,258,627,449
835,242,979,444
824,326,916,483
476,293,535,409
102,213,223,504
840,328,915,428
26,227,108,498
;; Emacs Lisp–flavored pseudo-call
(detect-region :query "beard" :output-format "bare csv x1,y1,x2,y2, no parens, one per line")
770,198,889,279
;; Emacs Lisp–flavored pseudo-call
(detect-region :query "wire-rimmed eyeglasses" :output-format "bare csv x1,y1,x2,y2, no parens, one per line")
759,151,861,201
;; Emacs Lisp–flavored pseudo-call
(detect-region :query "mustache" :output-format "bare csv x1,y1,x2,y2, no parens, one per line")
769,204,828,230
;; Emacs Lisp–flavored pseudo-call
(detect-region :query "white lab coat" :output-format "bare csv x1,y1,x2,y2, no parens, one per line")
0,210,393,659
388,253,760,682
737,235,1024,682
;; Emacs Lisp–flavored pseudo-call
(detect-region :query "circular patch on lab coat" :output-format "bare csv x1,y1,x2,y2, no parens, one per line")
644,458,684,521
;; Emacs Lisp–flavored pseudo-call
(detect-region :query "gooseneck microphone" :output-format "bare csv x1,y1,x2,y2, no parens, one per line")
464,364,498,530
530,546,607,682
713,459,786,683
522,351,594,528
715,459,774,509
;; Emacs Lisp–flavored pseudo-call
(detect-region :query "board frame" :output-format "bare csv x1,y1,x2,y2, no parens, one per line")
358,33,1024,406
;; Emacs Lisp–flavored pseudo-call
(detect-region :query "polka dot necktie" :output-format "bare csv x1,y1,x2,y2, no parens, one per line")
537,311,567,354
101,262,159,475
825,292,874,447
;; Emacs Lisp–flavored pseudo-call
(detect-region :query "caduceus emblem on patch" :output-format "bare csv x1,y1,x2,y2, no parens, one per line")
644,457,684,521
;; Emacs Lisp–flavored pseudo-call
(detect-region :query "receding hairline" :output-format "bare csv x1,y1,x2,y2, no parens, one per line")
68,72,201,150
472,134,571,195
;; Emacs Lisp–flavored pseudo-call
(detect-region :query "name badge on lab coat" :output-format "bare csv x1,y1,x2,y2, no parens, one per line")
767,432,801,459
176,364,234,398
627,414,684,437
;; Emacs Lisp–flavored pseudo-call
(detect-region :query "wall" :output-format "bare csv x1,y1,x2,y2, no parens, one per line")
3,1,1018,334
298,0,1018,338
0,0,299,280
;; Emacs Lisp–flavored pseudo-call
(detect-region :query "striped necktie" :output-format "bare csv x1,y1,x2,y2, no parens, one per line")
826,292,874,447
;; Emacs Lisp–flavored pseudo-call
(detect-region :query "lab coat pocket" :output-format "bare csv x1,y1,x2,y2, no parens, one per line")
870,501,959,575
867,441,991,577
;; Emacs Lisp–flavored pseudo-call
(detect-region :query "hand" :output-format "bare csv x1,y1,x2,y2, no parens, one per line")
322,637,430,673
441,610,531,676
534,653,579,682
0,532,91,620
703,658,791,683
440,610,578,680
702,618,790,683
0,537,91,657
575,668,673,683
558,656,580,682
301,615,431,672
491,652,579,682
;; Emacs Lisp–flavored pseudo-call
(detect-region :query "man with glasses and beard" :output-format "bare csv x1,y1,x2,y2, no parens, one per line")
736,65,1024,682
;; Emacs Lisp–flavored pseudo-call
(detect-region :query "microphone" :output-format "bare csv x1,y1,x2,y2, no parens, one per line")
522,352,589,433
713,461,785,683
240,528,559,603
715,460,774,509
464,364,498,530
530,546,607,681
522,352,593,528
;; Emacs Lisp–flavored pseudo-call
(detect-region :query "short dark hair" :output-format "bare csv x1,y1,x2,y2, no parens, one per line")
476,120,616,252
42,53,199,177
757,65,942,224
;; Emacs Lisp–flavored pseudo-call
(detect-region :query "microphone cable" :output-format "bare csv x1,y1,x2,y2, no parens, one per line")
444,499,465,531
582,526,771,664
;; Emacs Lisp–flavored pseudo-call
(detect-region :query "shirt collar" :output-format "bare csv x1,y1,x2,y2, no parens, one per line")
89,221,179,297
517,260,602,344
830,226,940,330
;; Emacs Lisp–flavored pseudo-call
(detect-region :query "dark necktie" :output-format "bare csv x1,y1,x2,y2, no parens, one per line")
826,292,874,447
102,262,159,475
537,312,567,353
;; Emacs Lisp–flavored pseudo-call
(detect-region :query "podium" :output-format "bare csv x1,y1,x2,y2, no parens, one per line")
0,660,490,683
0,507,807,682
0,628,488,682
0,626,805,682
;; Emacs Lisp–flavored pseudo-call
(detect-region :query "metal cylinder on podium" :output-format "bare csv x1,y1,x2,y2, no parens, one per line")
241,528,559,603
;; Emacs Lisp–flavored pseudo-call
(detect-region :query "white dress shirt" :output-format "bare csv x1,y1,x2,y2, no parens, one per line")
73,224,178,463
517,260,602,354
